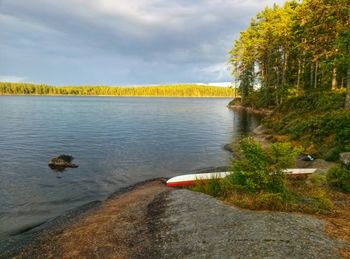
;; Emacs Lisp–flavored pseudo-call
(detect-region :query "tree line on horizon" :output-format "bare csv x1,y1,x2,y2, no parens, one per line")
0,82,236,97
230,0,350,108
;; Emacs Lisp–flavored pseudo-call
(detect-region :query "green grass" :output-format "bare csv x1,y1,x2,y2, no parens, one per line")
190,173,336,214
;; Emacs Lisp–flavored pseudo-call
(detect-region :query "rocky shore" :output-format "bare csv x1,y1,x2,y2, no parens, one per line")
1,179,348,258
227,104,272,116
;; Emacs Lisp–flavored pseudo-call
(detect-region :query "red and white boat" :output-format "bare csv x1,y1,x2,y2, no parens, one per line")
166,168,317,187
166,172,232,187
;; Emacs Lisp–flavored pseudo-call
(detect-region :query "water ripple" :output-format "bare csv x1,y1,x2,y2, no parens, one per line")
0,96,260,237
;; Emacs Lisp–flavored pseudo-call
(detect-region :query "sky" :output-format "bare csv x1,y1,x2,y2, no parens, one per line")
0,0,286,86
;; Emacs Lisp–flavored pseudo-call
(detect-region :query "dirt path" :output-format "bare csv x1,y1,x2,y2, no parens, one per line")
3,180,347,259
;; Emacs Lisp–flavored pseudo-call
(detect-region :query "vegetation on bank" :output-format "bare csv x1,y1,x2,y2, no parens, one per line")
228,0,349,161
191,137,350,246
209,0,350,211
193,138,337,213
263,91,350,161
0,82,236,97
229,0,350,108
191,0,350,248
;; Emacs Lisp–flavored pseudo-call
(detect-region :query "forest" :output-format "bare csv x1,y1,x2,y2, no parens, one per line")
0,82,235,97
230,0,349,108
229,0,349,159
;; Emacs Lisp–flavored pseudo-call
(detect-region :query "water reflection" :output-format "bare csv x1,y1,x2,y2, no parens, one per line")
232,109,262,138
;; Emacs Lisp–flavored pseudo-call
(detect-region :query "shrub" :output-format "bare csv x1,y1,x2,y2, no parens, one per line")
326,166,350,193
228,98,241,106
263,92,349,159
254,192,286,210
324,146,343,161
306,174,327,187
312,191,333,211
192,177,234,198
230,137,300,194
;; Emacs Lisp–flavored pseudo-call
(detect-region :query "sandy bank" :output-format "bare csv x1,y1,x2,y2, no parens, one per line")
2,179,348,258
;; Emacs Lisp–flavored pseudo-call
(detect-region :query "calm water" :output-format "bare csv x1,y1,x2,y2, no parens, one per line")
0,96,260,237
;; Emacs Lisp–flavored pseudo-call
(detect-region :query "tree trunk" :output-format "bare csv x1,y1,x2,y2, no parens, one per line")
282,51,288,87
297,59,301,91
332,67,337,90
310,63,313,89
346,66,350,109
314,62,318,88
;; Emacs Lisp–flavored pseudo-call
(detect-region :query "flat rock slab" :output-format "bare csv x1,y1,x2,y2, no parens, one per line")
150,189,341,259
3,182,345,259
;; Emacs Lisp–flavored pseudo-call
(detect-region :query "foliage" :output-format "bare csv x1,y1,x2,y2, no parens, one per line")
229,0,350,108
263,92,350,159
191,174,336,214
0,82,236,98
190,145,339,214
191,177,236,198
228,98,242,106
327,166,350,193
230,137,300,193
324,146,344,161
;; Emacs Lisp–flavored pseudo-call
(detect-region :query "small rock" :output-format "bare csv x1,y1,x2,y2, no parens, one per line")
265,135,273,140
253,125,266,135
223,144,234,152
298,154,314,161
340,152,350,168
48,154,78,170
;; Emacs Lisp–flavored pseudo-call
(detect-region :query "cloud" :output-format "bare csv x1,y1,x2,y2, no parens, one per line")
0,75,26,83
0,0,287,85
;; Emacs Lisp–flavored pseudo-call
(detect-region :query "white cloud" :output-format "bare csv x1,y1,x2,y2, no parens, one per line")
194,62,231,81
0,75,26,83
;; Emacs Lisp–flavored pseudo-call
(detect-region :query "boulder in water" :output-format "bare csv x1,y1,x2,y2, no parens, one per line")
223,143,234,152
48,155,78,170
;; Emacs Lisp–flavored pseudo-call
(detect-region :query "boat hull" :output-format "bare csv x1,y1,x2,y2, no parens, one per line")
166,169,317,187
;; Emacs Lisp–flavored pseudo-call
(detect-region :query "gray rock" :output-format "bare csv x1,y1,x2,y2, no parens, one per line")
48,155,78,170
151,189,344,259
223,143,234,152
253,125,267,135
340,152,350,168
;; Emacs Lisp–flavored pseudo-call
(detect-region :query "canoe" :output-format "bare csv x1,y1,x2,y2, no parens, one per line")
166,172,231,187
166,168,317,187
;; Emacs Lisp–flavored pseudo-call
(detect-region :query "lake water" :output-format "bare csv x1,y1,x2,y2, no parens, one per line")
0,96,260,238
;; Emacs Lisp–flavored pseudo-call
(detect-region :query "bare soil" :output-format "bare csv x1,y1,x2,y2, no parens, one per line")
12,180,169,259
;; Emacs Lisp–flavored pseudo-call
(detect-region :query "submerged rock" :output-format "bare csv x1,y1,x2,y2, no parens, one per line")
223,143,234,152
48,155,78,170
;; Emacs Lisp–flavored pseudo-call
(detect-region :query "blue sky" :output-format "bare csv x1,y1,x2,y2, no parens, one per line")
0,0,286,86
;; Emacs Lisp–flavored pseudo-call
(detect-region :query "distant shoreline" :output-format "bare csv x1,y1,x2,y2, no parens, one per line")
0,94,234,98
0,82,237,98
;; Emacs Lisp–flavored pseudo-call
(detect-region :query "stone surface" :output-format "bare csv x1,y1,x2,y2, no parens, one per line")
223,143,234,152
340,152,350,168
2,182,347,259
151,189,343,259
48,154,78,169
